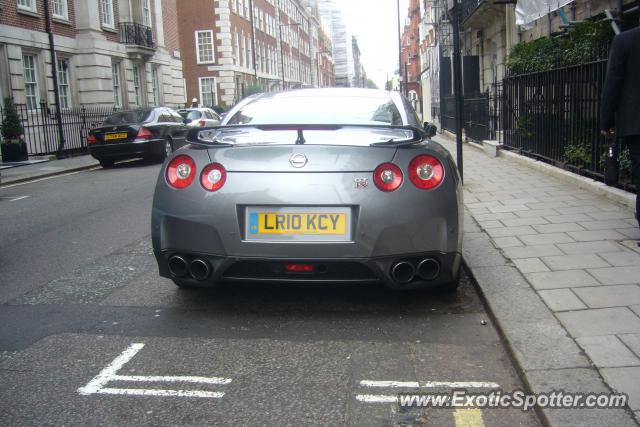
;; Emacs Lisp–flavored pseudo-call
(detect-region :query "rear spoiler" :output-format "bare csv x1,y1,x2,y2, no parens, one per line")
186,124,427,147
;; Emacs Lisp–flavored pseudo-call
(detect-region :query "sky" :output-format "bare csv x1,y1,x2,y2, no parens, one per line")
338,0,410,89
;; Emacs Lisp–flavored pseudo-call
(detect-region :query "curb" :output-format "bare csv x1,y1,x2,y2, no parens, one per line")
0,162,100,187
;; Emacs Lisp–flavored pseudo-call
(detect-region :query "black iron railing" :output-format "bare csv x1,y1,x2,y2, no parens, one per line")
119,22,154,49
460,0,485,23
440,92,490,142
0,103,118,156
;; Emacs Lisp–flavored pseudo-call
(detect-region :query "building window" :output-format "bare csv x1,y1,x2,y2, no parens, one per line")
57,58,71,109
233,32,239,66
196,30,215,64
199,77,217,107
101,0,114,28
133,64,143,107
151,66,161,105
142,0,152,27
111,62,122,108
22,54,39,110
52,0,68,20
17,0,36,13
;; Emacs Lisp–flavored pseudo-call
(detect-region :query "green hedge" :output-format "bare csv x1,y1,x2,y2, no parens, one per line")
506,21,614,74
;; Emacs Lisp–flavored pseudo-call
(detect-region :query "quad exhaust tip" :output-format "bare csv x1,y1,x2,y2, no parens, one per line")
189,258,212,281
417,258,441,281
390,261,416,284
168,255,188,277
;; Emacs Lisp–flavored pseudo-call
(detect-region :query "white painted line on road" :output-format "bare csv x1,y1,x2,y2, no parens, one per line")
96,388,225,398
360,380,500,389
356,394,398,403
111,375,232,385
78,343,231,399
8,196,30,202
2,167,100,188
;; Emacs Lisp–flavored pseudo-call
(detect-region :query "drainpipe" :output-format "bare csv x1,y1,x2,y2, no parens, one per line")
43,0,66,157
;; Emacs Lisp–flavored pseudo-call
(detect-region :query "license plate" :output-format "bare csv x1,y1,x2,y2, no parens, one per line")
104,132,128,141
245,207,351,242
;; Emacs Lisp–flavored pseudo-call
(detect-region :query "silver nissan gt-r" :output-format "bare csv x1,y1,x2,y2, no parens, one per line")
151,88,463,291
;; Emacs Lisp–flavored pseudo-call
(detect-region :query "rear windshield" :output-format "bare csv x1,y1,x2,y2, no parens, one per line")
225,95,404,126
197,127,414,147
104,110,153,125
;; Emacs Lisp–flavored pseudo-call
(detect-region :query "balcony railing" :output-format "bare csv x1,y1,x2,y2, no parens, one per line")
119,22,154,49
460,0,486,23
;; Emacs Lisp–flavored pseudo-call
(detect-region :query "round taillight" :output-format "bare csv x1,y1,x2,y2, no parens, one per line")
200,163,227,192
373,163,403,192
409,155,444,190
166,155,196,189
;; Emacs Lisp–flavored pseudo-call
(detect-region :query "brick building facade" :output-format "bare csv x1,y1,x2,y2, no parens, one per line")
400,0,421,115
178,0,334,109
0,0,185,109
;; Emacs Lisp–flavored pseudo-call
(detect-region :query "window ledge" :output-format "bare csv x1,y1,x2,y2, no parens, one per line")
102,24,117,33
17,7,39,18
52,16,71,25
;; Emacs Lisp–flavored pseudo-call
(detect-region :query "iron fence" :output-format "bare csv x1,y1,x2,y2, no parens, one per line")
441,92,490,143
0,103,118,156
500,59,625,182
119,22,154,48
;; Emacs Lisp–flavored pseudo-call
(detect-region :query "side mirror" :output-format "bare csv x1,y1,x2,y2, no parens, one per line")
424,122,437,138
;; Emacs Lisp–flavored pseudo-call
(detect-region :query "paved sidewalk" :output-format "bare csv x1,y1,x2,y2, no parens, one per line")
0,155,99,186
435,134,640,425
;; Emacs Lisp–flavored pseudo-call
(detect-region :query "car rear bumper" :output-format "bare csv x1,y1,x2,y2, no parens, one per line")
89,139,165,160
154,249,462,290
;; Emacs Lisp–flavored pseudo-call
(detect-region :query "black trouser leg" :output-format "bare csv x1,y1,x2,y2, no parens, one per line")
628,137,640,227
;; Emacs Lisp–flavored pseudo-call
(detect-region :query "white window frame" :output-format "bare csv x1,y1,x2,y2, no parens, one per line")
198,77,217,108
195,30,215,64
57,57,71,109
233,32,239,66
101,0,115,29
132,64,143,107
142,0,152,28
17,0,36,13
52,0,68,20
111,62,122,108
151,66,161,105
22,54,39,110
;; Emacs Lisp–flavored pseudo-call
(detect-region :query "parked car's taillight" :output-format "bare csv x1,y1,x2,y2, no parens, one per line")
87,134,97,145
200,163,227,192
373,163,403,192
198,120,206,127
408,155,444,190
135,127,153,142
166,155,196,189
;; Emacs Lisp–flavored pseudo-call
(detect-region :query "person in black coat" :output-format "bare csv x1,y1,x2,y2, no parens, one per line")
601,26,640,229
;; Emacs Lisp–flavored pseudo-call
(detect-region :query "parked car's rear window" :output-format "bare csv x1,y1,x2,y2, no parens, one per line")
226,95,404,126
104,110,153,125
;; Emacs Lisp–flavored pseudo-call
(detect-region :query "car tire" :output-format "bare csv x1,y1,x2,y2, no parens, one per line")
99,159,115,168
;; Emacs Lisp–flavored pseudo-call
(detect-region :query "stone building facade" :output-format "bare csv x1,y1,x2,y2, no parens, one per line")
0,0,186,109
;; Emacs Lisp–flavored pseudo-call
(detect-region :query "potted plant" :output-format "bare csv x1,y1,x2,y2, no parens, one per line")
1,97,28,162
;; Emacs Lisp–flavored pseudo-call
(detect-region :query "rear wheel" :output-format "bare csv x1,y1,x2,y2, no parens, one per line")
99,159,115,168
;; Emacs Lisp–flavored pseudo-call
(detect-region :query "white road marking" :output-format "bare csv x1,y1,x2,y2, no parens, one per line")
8,196,30,202
96,388,225,398
78,343,231,399
359,380,500,389
1,167,100,188
356,394,398,403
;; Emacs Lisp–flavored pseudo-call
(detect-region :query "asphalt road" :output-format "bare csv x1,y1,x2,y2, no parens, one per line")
0,161,540,426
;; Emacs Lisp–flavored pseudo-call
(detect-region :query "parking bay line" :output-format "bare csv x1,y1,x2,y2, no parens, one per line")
359,380,500,389
78,343,232,399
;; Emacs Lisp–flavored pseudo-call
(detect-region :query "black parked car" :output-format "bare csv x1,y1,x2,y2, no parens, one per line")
88,108,189,168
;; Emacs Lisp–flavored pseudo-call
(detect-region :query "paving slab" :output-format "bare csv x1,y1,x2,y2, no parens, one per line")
575,335,640,367
600,367,640,411
599,251,640,267
538,289,586,312
557,308,640,337
540,254,610,271
502,244,565,259
573,285,640,309
526,270,600,290
588,266,640,285
557,240,624,255
532,223,586,233
618,334,640,358
567,229,628,242
518,233,575,245
513,258,550,274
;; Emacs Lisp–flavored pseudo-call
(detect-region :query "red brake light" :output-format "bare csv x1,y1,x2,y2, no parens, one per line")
373,163,403,192
198,120,206,127
166,155,196,189
284,263,316,273
200,163,227,192
408,155,445,190
136,127,153,140
87,134,97,145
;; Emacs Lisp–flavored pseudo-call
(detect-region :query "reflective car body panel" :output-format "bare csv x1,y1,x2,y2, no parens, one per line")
151,89,462,290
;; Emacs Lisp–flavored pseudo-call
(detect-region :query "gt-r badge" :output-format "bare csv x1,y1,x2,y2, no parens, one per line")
289,153,308,168
354,178,369,189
